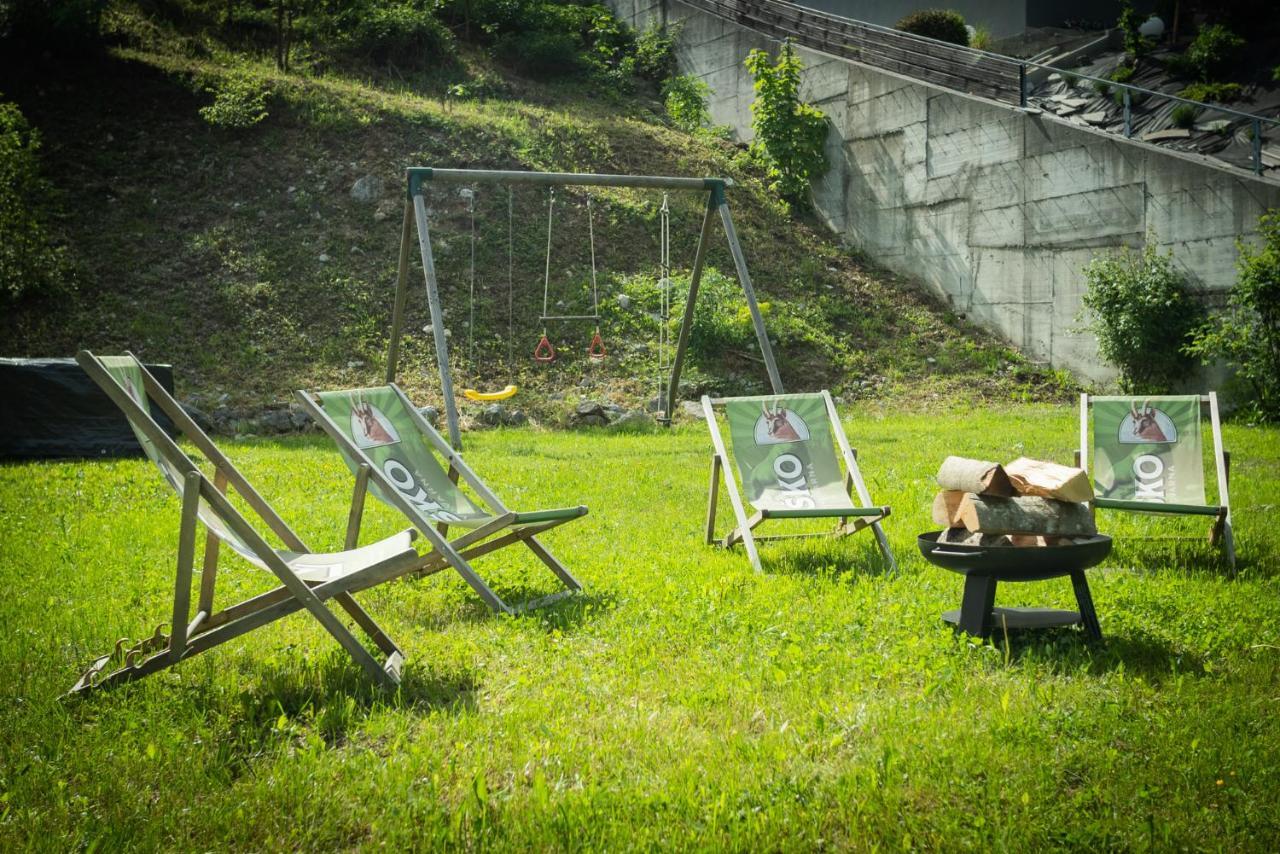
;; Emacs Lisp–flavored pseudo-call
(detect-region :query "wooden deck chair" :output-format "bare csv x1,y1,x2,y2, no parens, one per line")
296,384,585,614
702,391,896,573
70,351,424,696
1075,393,1235,571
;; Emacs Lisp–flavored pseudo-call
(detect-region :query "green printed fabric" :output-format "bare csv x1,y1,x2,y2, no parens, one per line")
316,386,491,528
1092,395,1205,507
98,356,262,566
723,393,853,512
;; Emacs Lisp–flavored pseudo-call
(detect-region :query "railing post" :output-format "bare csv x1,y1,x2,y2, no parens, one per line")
1123,89,1132,138
1018,63,1027,108
1253,119,1264,176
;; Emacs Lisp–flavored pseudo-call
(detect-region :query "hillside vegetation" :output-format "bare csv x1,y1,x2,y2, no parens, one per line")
0,1,1072,425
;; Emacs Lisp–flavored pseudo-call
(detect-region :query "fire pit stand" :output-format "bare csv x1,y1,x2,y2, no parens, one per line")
917,532,1111,640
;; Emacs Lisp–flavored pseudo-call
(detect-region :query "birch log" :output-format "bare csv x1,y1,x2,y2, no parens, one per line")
1005,457,1093,502
935,456,1013,497
932,490,968,527
958,494,1097,536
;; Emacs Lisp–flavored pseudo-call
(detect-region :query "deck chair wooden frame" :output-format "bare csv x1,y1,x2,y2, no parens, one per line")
1075,392,1235,571
702,391,896,573
70,351,424,696
296,384,585,615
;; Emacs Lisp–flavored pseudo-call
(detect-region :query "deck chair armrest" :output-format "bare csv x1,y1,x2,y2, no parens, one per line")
510,506,589,525
761,506,890,520
1093,498,1222,516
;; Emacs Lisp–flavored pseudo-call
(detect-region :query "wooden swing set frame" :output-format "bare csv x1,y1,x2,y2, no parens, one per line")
384,167,784,450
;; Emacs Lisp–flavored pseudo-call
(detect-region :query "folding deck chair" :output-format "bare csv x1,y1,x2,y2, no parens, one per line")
702,391,896,573
1075,393,1235,570
70,351,424,695
296,384,586,614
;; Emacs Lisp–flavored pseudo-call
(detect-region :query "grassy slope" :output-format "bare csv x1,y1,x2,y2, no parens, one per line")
0,409,1277,848
1,19,1072,421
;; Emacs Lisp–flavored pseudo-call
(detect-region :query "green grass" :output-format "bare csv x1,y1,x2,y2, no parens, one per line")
2,404,1278,849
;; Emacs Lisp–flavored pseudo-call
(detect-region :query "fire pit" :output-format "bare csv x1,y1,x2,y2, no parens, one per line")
918,532,1111,640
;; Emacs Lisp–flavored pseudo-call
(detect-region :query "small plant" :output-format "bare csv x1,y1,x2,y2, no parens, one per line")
1171,103,1198,128
894,9,969,46
1184,24,1245,82
1177,81,1242,103
968,25,991,51
663,73,710,132
1079,241,1204,393
634,21,679,82
198,67,271,128
1186,210,1280,421
493,28,580,76
1116,0,1151,59
1092,77,1112,97
744,40,828,207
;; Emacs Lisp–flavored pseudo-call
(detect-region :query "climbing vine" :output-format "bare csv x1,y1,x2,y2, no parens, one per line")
744,40,828,208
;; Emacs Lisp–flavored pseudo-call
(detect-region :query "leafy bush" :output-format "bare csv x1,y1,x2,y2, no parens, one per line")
198,68,271,128
894,9,968,46
664,74,710,131
331,3,456,69
0,97,68,302
1184,24,1244,81
1177,81,1242,103
1186,211,1280,421
1170,103,1198,128
744,40,828,207
493,27,580,76
1080,242,1204,393
1116,0,1151,59
633,21,678,82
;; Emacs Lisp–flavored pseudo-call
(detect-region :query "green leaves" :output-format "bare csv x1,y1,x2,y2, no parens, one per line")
744,41,828,209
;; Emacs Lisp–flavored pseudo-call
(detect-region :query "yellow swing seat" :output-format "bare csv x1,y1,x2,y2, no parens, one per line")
462,385,518,402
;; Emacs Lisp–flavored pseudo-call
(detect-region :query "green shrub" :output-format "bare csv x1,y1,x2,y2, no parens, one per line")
894,9,968,46
744,40,828,207
198,68,271,128
1116,0,1151,59
494,28,579,75
633,21,678,82
1170,103,1198,128
333,3,456,69
663,73,710,131
0,97,69,302
1184,24,1244,81
1186,210,1280,421
1080,241,1204,393
1177,81,1242,103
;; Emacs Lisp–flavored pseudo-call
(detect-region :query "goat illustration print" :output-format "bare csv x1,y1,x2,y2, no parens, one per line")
1118,400,1177,444
753,400,811,446
350,393,401,449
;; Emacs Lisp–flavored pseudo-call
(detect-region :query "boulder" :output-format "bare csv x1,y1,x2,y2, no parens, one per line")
504,409,528,426
480,403,505,426
417,405,441,425
350,174,384,203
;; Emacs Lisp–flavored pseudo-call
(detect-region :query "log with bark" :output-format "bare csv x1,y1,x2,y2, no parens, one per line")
957,494,1097,537
1004,457,1093,503
935,456,1013,497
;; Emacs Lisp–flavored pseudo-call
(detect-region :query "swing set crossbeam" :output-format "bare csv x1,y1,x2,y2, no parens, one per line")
387,167,781,451
408,167,728,193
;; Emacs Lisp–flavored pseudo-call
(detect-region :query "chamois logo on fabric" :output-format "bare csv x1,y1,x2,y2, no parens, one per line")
753,401,811,446
1118,401,1177,444
350,393,401,449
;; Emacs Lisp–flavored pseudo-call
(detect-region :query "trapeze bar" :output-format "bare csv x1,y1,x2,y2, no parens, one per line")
539,314,601,322
407,167,729,193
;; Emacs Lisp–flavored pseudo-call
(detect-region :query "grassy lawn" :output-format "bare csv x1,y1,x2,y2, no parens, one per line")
1,404,1278,849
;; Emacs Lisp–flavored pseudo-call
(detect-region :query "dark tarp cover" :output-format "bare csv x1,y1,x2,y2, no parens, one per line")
0,358,178,459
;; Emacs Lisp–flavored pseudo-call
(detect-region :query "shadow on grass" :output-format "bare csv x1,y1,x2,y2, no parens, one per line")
451,586,616,632
762,536,895,580
987,626,1207,681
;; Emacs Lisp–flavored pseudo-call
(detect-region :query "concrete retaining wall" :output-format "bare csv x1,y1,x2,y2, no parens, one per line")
611,0,1280,383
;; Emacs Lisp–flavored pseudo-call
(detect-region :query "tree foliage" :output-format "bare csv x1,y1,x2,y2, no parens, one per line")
0,97,69,303
1187,211,1280,421
1080,242,1204,393
744,40,828,207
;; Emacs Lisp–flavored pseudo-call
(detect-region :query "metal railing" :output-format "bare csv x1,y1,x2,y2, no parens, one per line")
678,0,1278,175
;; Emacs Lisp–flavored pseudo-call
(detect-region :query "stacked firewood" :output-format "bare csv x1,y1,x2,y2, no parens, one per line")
932,456,1097,546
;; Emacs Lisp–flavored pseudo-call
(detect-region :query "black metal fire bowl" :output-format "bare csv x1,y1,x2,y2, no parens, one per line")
917,532,1112,640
